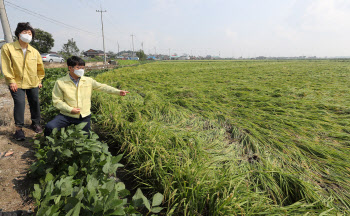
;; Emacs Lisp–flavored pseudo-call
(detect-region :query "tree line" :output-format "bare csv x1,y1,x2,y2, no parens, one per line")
29,28,147,61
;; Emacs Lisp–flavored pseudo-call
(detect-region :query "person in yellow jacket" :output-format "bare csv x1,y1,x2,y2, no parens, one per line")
44,56,129,136
1,22,45,141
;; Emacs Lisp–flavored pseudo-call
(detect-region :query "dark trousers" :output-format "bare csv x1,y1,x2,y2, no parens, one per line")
44,114,91,136
10,87,41,127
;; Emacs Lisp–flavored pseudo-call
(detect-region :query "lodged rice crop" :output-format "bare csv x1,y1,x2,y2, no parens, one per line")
91,60,350,215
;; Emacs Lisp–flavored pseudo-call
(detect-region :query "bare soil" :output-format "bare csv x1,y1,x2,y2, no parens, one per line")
0,78,37,212
43,61,105,69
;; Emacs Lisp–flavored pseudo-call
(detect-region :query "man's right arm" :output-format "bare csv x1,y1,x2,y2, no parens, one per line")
1,44,16,84
52,81,74,113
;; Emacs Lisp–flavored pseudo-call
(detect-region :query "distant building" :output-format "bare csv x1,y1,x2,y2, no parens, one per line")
178,55,190,60
170,55,179,60
84,49,105,57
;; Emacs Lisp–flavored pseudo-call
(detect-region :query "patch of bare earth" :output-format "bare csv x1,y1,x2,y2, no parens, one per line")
0,78,38,212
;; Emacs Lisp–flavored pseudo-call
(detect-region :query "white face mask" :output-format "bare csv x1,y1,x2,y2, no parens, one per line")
19,34,32,43
74,69,84,77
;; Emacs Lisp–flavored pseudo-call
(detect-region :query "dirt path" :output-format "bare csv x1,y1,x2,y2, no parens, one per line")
0,78,37,212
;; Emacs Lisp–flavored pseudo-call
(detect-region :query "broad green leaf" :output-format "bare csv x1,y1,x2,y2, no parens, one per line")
100,188,110,196
132,188,150,210
132,188,144,201
68,163,78,176
143,199,151,211
54,195,61,204
112,154,123,164
52,128,58,135
110,163,124,173
66,201,81,216
46,136,55,143
103,161,111,174
100,154,106,161
76,122,88,131
115,182,125,191
47,205,60,215
64,197,80,213
91,133,99,140
103,179,115,192
45,172,54,183
119,189,130,198
124,205,139,214
62,149,73,157
93,200,104,213
88,146,102,152
61,180,73,196
44,180,54,195
36,206,49,216
72,186,84,201
111,208,125,215
33,184,41,201
105,189,124,212
151,207,163,213
151,193,163,207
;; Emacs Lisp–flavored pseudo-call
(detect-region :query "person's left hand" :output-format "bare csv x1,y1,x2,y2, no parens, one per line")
120,90,130,96
38,83,43,89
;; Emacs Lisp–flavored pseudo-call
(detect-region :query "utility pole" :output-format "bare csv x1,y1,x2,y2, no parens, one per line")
0,0,13,43
96,7,107,64
131,34,135,59
117,41,119,56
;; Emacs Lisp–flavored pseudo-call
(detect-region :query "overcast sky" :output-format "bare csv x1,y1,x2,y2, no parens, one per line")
1,0,349,58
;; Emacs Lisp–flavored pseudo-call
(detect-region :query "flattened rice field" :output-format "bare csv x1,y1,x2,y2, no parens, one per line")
40,60,350,215
90,60,350,215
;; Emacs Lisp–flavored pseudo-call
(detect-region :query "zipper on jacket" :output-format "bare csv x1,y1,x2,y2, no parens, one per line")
76,82,79,108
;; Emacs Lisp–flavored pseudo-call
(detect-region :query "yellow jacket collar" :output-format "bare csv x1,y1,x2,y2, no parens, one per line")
14,40,33,52
63,73,87,82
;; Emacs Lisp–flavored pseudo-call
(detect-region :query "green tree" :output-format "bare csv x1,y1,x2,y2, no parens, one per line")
136,50,147,60
107,51,117,59
30,28,54,53
59,38,79,59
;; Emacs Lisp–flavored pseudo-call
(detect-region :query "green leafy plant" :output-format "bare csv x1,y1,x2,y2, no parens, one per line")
30,124,163,215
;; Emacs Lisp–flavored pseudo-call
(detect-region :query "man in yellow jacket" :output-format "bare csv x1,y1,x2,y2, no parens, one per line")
1,22,45,140
44,56,129,136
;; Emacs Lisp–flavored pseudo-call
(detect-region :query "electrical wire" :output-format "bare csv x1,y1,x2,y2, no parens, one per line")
4,0,99,36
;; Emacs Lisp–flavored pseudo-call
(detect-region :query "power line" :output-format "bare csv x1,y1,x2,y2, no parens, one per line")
4,0,98,36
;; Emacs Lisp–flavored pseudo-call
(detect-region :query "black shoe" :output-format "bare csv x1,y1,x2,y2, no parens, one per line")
30,124,43,133
14,129,25,141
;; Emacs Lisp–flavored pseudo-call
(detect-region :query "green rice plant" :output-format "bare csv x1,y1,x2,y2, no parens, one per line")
90,60,350,215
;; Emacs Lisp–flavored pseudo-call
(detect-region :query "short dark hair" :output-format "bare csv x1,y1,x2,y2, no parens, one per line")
15,22,35,39
67,56,85,67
